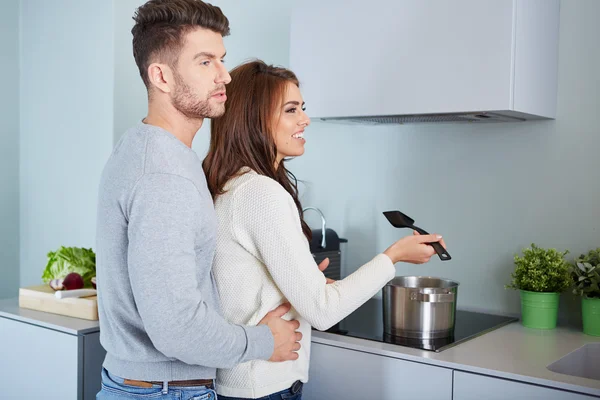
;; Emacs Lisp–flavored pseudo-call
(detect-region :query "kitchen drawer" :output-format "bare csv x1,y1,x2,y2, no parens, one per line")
453,371,599,400
303,342,452,400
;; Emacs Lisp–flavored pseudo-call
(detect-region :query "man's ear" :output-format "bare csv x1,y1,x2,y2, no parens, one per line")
147,63,174,94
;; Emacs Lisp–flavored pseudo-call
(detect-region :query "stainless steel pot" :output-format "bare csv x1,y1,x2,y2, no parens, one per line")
383,276,459,339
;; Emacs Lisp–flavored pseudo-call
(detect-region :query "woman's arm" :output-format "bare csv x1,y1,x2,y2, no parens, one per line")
232,176,395,331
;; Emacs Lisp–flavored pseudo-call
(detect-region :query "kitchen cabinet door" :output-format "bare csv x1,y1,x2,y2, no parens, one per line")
0,316,105,400
453,371,599,400
303,342,452,400
0,316,79,399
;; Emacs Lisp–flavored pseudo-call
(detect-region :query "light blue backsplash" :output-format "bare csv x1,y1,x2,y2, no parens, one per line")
0,0,20,299
17,1,600,323
19,0,114,287
290,1,600,323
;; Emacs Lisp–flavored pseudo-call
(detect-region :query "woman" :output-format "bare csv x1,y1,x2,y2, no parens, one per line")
203,60,445,400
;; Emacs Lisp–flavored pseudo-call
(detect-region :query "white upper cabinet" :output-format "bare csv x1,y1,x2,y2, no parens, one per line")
290,0,560,124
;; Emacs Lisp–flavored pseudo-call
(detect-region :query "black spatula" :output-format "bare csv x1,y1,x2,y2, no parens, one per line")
383,210,451,261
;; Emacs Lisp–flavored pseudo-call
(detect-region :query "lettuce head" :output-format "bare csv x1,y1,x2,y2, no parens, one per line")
41,246,96,287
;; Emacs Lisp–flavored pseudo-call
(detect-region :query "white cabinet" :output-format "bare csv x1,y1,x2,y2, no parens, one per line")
0,316,105,400
290,0,560,122
453,371,599,400
303,342,452,400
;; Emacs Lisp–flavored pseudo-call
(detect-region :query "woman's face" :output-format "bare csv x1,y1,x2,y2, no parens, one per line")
273,82,311,165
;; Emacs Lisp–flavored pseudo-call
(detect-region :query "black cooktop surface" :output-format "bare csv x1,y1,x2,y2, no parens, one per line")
320,299,518,352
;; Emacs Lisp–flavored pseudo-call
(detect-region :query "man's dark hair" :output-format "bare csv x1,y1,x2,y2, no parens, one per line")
131,0,230,88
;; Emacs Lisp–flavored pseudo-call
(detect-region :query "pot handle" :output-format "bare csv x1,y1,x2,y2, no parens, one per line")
410,291,455,303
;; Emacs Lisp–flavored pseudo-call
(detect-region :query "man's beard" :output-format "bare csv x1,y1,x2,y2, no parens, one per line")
171,71,226,119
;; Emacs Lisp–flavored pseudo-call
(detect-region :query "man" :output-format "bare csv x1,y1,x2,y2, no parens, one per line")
95,0,301,397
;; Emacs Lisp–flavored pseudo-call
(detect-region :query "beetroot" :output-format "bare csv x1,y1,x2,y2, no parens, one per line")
63,272,84,290
91,276,97,289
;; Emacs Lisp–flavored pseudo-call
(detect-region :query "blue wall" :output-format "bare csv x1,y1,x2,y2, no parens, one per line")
0,0,20,299
111,1,600,320
17,1,600,323
19,0,115,287
286,1,600,325
290,1,600,321
113,0,293,145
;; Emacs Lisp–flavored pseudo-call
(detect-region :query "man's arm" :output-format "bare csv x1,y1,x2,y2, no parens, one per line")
126,173,273,368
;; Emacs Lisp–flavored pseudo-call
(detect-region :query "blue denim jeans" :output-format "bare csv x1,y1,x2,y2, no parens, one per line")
218,381,303,400
97,368,218,400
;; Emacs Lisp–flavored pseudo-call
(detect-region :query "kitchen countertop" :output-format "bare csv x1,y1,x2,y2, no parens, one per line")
0,298,100,335
1,296,598,396
312,304,600,397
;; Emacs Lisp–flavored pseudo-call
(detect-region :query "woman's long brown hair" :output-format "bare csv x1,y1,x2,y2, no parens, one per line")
202,60,312,242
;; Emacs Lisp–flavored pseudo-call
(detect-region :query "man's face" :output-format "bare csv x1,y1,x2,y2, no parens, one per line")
170,28,231,119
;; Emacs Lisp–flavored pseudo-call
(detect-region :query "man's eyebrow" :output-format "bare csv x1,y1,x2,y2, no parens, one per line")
193,51,227,60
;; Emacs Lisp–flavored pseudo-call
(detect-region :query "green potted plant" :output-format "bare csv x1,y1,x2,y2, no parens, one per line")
506,243,573,329
572,248,600,336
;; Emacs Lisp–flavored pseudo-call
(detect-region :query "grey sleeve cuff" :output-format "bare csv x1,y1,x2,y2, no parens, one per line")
242,324,274,362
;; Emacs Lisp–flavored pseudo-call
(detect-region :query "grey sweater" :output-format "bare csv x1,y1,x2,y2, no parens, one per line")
95,122,273,381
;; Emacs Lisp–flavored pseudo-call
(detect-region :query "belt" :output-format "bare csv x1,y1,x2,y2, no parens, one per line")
290,380,303,394
123,378,214,388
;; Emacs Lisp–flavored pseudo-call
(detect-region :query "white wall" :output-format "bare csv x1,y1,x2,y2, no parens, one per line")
0,0,20,299
19,0,115,287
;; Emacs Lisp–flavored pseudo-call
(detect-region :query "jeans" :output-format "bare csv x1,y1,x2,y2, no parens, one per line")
97,368,218,400
218,381,303,400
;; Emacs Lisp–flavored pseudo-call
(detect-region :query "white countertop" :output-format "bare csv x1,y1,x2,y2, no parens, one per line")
2,296,599,396
312,318,600,397
0,298,100,335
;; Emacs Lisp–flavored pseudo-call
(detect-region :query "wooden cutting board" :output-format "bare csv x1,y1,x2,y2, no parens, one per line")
19,284,98,321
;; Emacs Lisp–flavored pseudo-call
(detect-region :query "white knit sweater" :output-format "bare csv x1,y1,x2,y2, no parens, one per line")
212,169,395,398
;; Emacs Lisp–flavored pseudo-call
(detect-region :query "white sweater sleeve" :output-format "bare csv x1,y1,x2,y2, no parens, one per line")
232,176,396,331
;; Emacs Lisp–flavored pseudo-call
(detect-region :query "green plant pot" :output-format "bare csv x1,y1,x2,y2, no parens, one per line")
520,290,559,329
582,297,600,336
